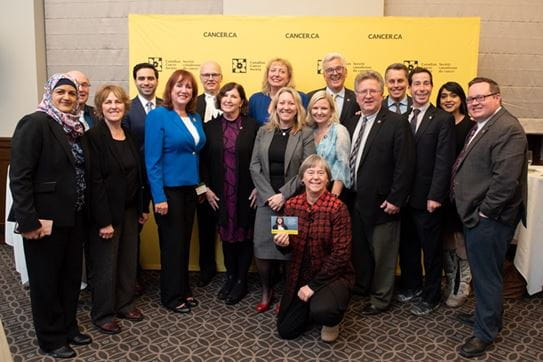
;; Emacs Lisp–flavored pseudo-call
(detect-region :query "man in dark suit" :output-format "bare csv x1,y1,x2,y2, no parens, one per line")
382,63,412,115
453,77,527,358
124,62,161,157
67,70,97,130
195,60,224,287
397,67,455,316
344,70,415,314
307,52,359,124
124,62,161,293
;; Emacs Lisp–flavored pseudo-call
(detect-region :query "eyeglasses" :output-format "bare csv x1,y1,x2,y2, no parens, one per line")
200,73,221,79
355,89,380,96
79,82,91,89
466,92,499,104
324,66,344,75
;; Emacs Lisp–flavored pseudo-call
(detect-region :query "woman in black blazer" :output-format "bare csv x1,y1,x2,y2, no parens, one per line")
86,85,149,335
200,82,258,305
436,81,475,308
9,73,91,358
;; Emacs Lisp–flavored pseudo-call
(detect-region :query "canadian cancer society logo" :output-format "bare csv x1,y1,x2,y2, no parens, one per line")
404,60,419,72
232,58,247,73
148,57,163,72
316,60,323,75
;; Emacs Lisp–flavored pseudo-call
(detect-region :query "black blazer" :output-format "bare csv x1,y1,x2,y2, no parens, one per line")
307,87,359,124
344,107,416,225
196,94,207,121
87,120,149,228
124,96,163,156
200,115,258,228
9,111,91,232
408,104,455,209
382,95,413,114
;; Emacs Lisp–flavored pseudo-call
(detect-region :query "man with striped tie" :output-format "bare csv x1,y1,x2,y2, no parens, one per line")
344,70,415,315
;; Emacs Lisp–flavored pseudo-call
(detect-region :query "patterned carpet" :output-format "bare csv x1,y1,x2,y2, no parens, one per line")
0,243,542,361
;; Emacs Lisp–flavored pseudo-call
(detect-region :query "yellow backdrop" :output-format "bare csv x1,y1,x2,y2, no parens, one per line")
128,15,480,270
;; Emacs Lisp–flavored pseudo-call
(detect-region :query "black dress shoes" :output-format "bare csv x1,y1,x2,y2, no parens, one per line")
41,345,76,359
68,333,92,345
360,303,388,316
456,312,475,327
225,281,247,305
459,336,491,358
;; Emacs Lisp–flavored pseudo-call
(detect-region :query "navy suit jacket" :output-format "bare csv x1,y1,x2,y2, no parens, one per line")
124,96,163,156
408,104,455,209
83,104,98,129
381,95,412,115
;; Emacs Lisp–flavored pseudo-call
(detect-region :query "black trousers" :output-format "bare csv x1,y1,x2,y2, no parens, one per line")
196,201,217,280
399,206,444,304
222,240,253,282
23,212,84,351
155,186,196,309
88,207,138,324
277,279,350,340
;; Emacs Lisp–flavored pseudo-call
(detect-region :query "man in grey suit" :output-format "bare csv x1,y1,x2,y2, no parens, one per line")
307,52,359,124
453,77,527,358
382,63,412,115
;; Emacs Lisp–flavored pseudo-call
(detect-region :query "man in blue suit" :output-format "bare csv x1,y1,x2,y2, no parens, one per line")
124,62,161,293
125,63,161,157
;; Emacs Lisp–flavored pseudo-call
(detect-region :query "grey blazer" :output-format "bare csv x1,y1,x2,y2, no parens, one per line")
250,126,316,207
453,107,528,228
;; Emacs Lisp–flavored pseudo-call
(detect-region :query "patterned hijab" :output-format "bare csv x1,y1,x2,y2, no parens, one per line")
37,73,84,142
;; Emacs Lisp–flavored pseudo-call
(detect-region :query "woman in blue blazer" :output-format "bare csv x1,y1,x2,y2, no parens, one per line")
145,69,206,314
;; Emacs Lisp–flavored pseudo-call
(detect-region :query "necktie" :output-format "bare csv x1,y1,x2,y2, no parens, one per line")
204,95,217,122
394,102,402,114
410,108,421,134
349,116,368,185
450,124,478,200
331,93,340,117
145,101,153,114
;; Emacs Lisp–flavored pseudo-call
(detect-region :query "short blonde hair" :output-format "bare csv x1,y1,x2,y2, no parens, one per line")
265,87,305,134
261,58,295,94
94,84,130,119
298,154,332,183
305,90,339,127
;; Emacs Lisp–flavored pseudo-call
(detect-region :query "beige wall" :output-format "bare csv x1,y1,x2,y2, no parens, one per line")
0,0,46,137
223,0,383,15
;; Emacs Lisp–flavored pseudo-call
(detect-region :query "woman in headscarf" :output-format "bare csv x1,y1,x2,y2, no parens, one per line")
9,73,91,359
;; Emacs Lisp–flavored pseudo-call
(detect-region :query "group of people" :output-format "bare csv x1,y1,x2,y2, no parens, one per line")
8,52,527,359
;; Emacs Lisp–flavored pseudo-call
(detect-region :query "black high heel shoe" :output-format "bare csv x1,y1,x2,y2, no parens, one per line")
225,280,247,305
217,275,235,300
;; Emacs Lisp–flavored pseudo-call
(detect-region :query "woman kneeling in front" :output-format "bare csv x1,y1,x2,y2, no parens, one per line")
274,155,353,343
